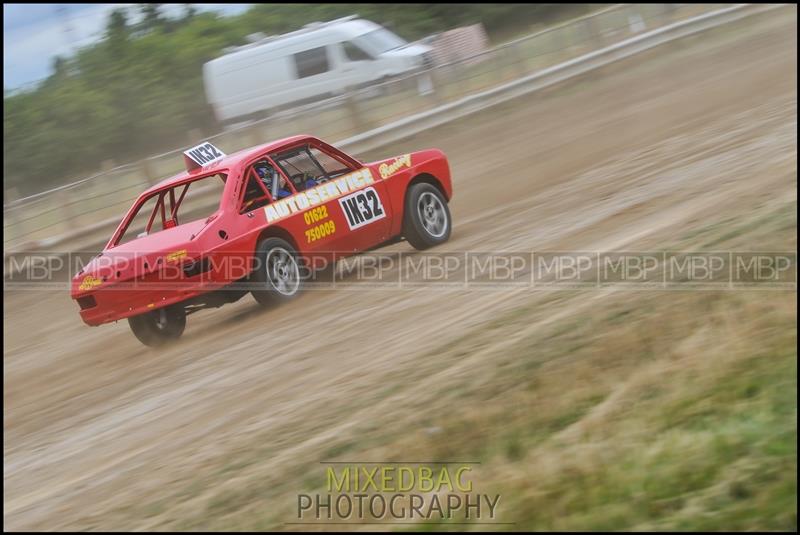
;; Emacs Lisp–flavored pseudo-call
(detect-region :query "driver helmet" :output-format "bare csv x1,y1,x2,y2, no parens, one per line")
254,161,271,180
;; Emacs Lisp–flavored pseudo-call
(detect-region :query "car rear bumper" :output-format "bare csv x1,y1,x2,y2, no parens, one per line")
74,279,227,326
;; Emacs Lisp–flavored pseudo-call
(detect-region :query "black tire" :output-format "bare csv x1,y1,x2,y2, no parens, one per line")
402,182,452,250
251,237,303,307
128,305,186,347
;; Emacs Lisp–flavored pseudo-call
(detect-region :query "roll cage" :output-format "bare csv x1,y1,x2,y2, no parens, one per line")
110,172,227,247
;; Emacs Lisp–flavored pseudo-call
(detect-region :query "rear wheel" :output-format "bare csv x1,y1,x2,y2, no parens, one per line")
251,237,303,306
402,182,452,250
128,305,186,347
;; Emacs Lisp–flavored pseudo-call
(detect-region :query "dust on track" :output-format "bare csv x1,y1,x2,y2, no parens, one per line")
4,10,797,530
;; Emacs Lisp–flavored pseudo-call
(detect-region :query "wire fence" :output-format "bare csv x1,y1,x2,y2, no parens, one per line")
3,4,727,251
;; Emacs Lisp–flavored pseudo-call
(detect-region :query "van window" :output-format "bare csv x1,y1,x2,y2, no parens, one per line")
294,46,329,78
342,41,372,62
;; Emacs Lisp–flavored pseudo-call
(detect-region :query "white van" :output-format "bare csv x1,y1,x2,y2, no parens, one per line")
203,16,432,125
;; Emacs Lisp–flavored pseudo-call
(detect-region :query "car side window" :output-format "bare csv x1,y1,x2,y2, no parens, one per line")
293,46,329,78
240,173,269,213
309,147,353,178
117,194,159,245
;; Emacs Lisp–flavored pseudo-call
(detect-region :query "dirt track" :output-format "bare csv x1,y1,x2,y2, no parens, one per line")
4,10,797,530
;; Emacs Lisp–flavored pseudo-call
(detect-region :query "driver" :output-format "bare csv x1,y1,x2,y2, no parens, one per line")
242,161,292,212
255,162,290,198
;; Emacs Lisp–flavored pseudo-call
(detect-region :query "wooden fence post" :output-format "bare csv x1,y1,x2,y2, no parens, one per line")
345,87,369,135
141,158,157,186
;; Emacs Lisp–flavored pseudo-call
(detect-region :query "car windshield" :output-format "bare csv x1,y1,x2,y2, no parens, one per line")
352,28,407,55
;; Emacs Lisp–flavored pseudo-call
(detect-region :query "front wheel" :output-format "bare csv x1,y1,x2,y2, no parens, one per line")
402,183,452,250
251,237,303,307
128,305,186,347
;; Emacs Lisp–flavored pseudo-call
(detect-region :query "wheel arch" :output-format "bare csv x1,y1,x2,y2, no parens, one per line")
399,173,449,226
399,172,452,249
406,172,448,202
249,225,304,284
395,171,450,240
255,225,299,253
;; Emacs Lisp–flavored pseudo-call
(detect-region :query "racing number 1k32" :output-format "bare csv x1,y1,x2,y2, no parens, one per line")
339,187,386,230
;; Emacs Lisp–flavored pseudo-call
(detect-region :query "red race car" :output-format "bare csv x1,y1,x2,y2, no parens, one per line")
71,135,453,346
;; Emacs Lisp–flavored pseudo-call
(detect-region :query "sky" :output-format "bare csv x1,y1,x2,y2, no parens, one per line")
3,3,252,89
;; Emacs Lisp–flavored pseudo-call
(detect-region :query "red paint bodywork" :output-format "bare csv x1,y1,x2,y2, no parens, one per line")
71,136,452,326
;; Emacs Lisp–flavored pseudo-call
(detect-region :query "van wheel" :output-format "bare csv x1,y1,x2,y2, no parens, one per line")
252,238,303,306
128,305,186,347
402,183,452,250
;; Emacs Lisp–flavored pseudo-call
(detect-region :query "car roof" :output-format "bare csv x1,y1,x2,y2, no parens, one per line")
143,134,315,195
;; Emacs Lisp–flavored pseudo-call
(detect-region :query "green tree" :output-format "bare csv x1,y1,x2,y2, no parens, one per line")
139,4,164,32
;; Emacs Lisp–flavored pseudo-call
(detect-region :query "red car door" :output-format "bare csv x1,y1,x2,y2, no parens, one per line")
331,167,393,254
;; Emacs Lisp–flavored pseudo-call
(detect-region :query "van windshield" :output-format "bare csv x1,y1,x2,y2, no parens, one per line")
353,28,407,55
